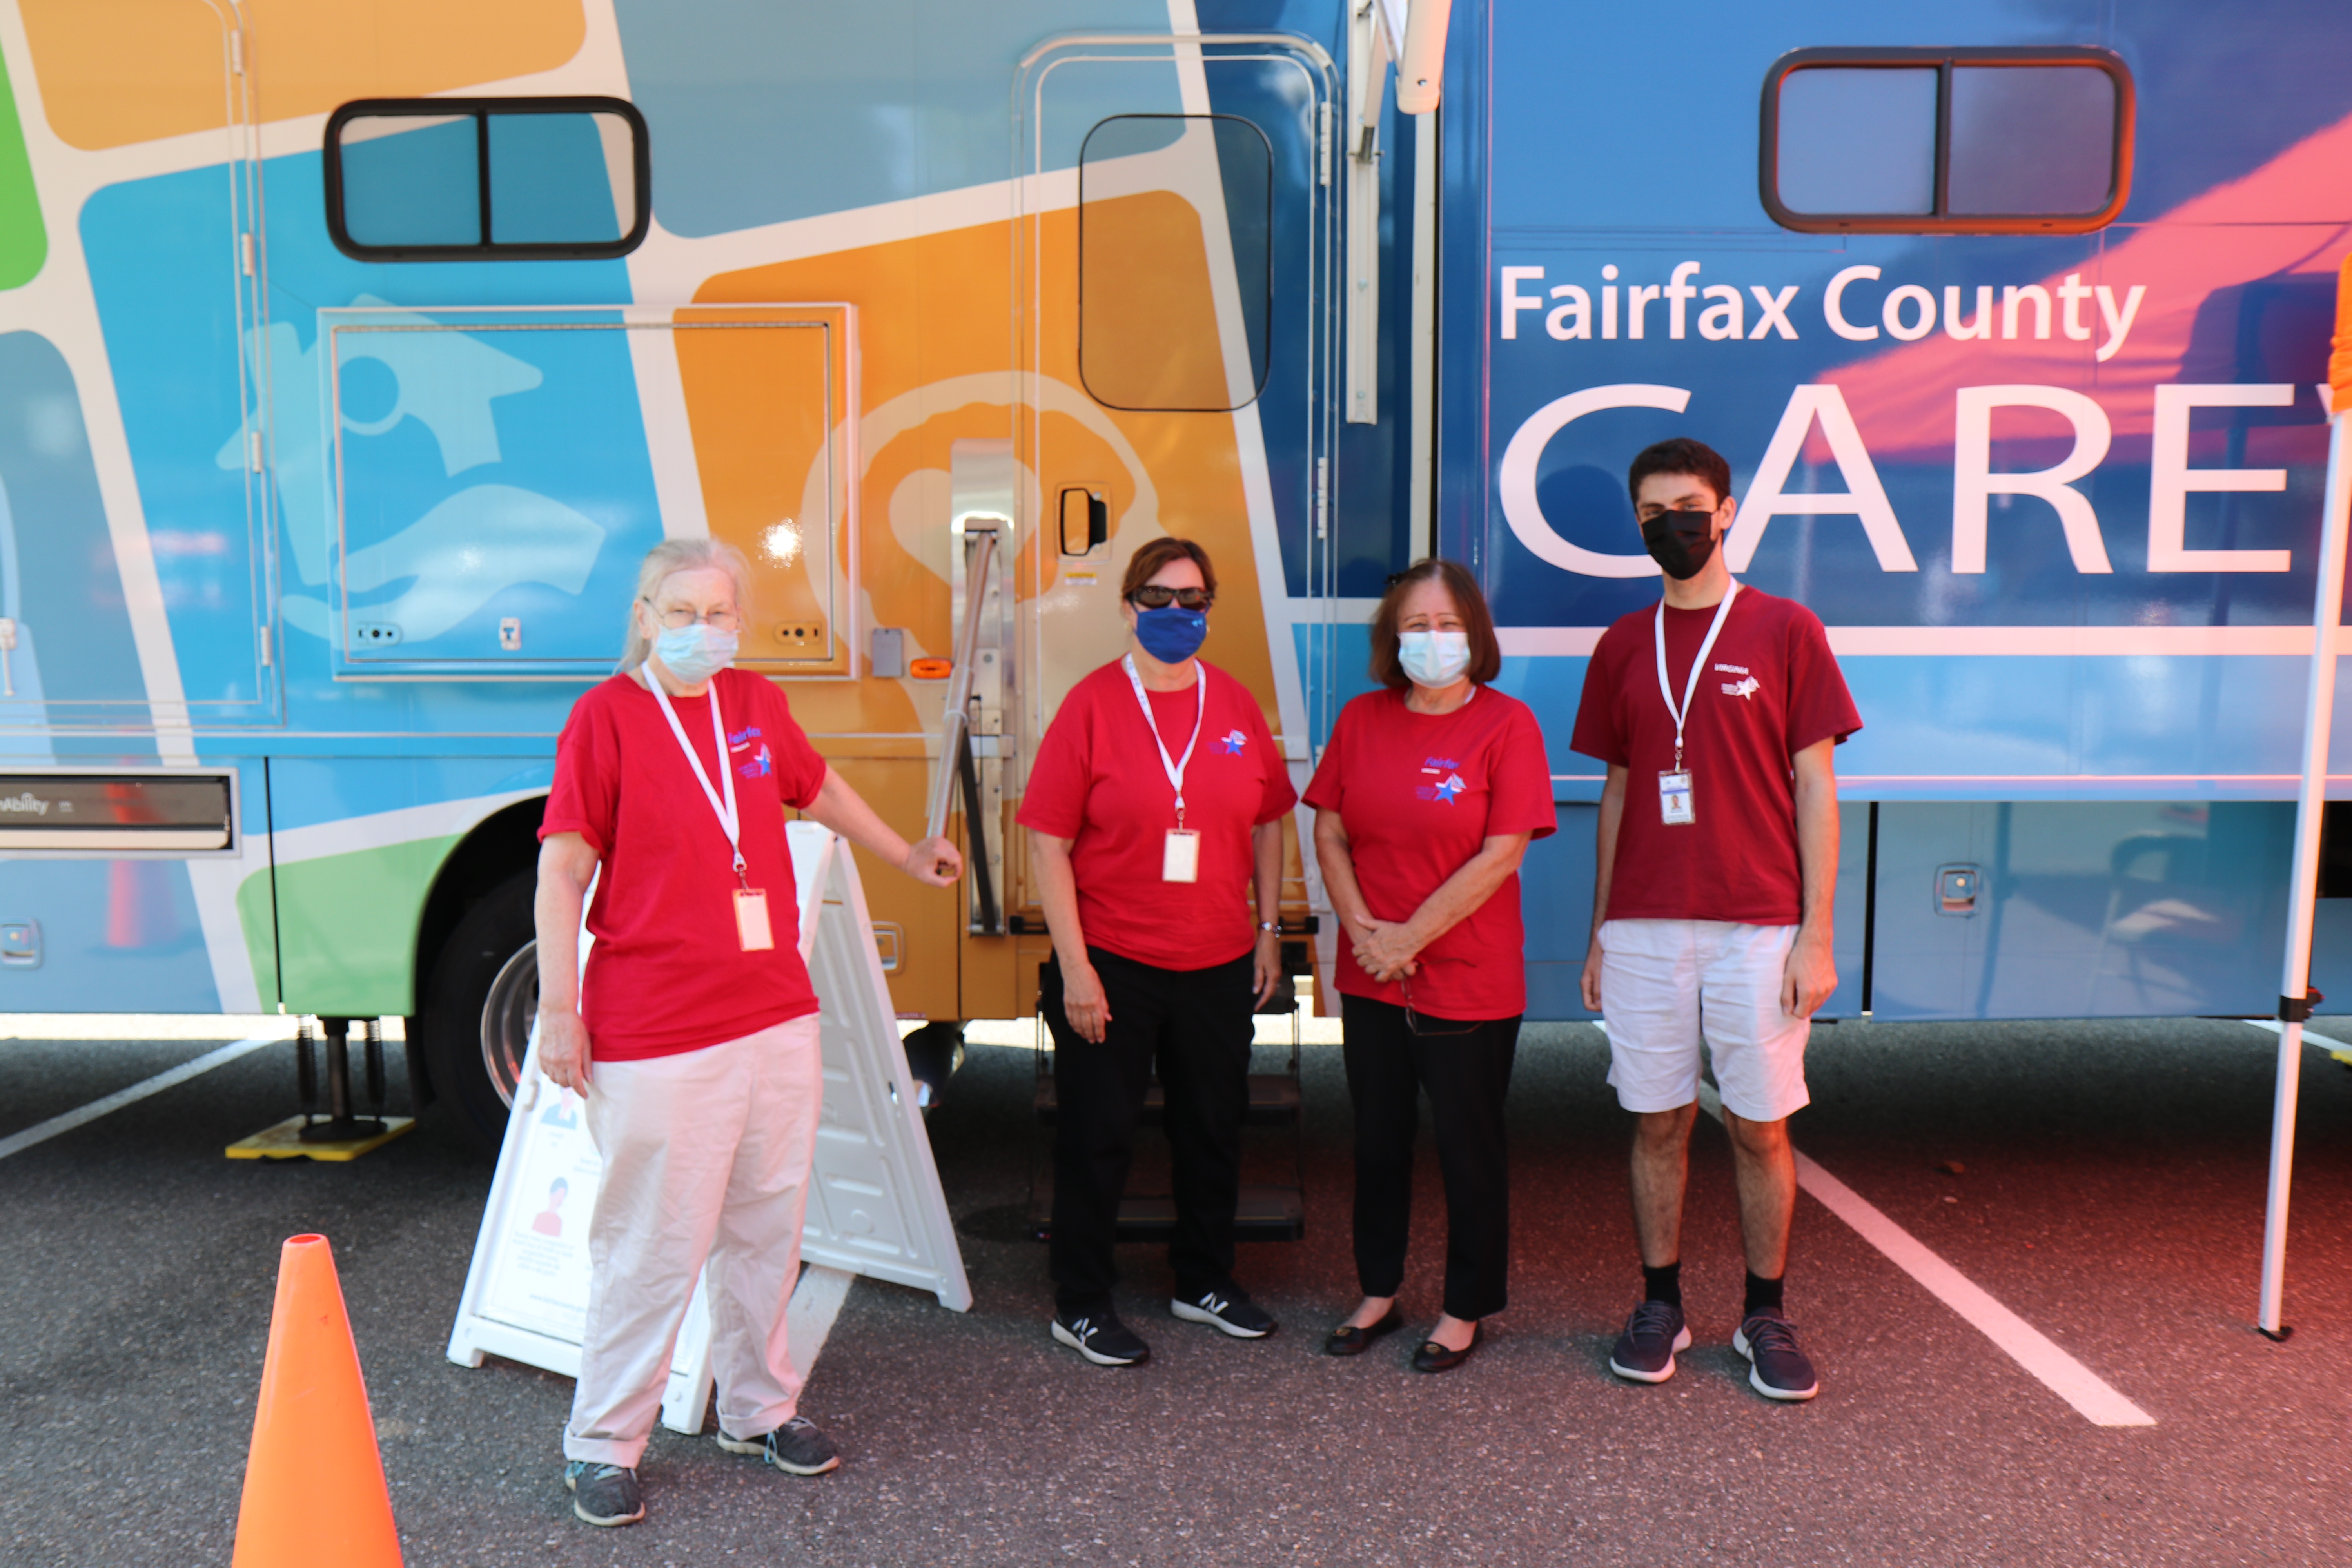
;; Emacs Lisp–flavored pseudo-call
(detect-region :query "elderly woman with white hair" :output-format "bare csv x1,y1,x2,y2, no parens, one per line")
535,537,961,1528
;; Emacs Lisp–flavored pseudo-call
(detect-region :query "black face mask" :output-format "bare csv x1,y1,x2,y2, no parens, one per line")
1640,508,1719,581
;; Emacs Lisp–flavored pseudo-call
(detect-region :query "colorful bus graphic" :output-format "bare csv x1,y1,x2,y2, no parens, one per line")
0,0,2347,1147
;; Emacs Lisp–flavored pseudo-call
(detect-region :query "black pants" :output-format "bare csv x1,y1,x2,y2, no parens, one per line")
1043,946,1254,1317
1342,993,1520,1321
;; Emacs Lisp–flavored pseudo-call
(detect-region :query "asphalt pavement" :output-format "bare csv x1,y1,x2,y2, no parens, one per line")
5,1013,2352,1566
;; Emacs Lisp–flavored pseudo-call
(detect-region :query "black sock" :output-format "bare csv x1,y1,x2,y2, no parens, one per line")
1642,1261,1682,1308
1744,1270,1785,1318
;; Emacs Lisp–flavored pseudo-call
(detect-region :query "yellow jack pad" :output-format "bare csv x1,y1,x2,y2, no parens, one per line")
227,1115,415,1162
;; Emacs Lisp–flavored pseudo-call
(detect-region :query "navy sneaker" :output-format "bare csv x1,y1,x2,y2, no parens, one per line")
1051,1309,1151,1366
1734,1311,1820,1401
564,1461,644,1527
717,1415,841,1475
1171,1285,1277,1339
1607,1299,1692,1383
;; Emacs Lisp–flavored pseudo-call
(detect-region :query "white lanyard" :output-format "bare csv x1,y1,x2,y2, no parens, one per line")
644,664,746,882
1122,653,1207,829
1653,579,1740,775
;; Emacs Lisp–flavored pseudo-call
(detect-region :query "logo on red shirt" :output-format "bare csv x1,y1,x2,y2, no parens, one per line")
728,725,773,778
1219,728,1248,756
1414,757,1468,804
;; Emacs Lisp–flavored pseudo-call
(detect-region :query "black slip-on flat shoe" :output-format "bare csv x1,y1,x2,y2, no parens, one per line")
1410,1321,1483,1373
1323,1307,1405,1357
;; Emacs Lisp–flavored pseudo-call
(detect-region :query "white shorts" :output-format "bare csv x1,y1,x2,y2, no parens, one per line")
1597,918,1811,1123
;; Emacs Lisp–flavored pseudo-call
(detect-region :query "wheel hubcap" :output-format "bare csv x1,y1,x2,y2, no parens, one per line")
480,940,539,1108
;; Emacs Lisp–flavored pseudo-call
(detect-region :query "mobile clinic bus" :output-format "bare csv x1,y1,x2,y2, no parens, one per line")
0,0,2345,1151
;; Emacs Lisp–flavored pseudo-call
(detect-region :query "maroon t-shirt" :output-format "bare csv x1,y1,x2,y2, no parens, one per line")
1017,658,1297,971
1304,686,1557,1019
540,668,830,1060
1569,585,1860,925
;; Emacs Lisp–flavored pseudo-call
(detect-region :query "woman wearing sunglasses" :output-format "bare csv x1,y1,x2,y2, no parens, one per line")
1305,559,1556,1372
1018,537,1297,1368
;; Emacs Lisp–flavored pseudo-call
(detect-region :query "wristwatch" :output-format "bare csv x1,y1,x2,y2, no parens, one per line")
1258,921,1283,934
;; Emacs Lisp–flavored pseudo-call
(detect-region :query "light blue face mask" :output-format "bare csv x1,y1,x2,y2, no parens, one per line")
653,622,739,684
1398,629,1471,688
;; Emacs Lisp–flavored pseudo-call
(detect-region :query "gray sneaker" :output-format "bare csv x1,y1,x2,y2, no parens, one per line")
564,1461,644,1527
1607,1299,1692,1383
717,1415,841,1475
1734,1311,1820,1401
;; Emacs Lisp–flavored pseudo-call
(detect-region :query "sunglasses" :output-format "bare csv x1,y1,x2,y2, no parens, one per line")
1128,585,1214,611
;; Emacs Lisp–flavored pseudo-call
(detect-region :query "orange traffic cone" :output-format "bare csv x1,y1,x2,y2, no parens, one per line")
231,1235,403,1568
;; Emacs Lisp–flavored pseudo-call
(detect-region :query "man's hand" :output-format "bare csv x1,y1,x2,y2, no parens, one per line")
1781,925,1837,1020
1060,958,1111,1044
903,835,964,887
538,1008,593,1095
1351,918,1421,984
1579,933,1605,1013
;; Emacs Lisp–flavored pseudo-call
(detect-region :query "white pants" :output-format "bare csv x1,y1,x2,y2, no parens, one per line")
1598,919,1811,1123
563,1015,822,1466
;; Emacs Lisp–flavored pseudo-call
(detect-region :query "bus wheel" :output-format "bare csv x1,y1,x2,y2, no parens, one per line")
420,869,537,1154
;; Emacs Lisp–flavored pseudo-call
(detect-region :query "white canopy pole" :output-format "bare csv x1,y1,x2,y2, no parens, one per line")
2257,253,2352,1339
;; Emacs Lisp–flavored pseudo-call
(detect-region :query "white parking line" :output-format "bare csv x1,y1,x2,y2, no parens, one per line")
1689,1079,2154,1427
2245,1017,2349,1055
786,1263,857,1382
0,1034,279,1162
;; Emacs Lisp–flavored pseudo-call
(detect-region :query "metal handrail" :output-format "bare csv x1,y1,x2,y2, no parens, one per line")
924,526,998,842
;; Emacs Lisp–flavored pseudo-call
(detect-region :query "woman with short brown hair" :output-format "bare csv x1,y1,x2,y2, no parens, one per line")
1305,557,1554,1372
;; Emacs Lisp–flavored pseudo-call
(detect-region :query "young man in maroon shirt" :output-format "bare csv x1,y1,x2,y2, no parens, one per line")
1569,437,1861,1401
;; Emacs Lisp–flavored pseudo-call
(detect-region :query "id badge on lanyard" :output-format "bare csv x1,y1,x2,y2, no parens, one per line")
1123,654,1208,884
646,670,775,951
1653,580,1739,828
1162,829,1201,883
734,887,775,950
1657,771,1695,826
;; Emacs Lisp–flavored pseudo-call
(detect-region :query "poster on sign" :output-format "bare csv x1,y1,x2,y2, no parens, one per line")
446,823,970,1435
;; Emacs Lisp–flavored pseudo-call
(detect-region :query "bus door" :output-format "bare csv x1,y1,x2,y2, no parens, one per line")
1004,32,1337,1007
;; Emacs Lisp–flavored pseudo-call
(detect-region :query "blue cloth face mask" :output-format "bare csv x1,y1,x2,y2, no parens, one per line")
653,622,739,684
1132,604,1208,664
1398,629,1472,689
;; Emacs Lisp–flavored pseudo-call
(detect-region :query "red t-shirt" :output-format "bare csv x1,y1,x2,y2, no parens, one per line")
1569,585,1860,926
1017,657,1297,971
540,668,830,1060
1303,686,1557,1020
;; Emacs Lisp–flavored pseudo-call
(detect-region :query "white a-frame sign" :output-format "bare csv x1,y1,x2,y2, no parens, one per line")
446,822,972,1433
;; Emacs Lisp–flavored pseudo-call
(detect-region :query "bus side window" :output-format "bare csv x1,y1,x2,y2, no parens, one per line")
1762,49,2132,234
1078,113,1273,412
325,97,651,262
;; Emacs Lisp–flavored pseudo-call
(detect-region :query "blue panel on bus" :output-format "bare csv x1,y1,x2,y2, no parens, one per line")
1454,0,2352,808
77,159,264,714
1870,801,2291,1019
264,755,555,838
0,333,146,733
0,859,218,1012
